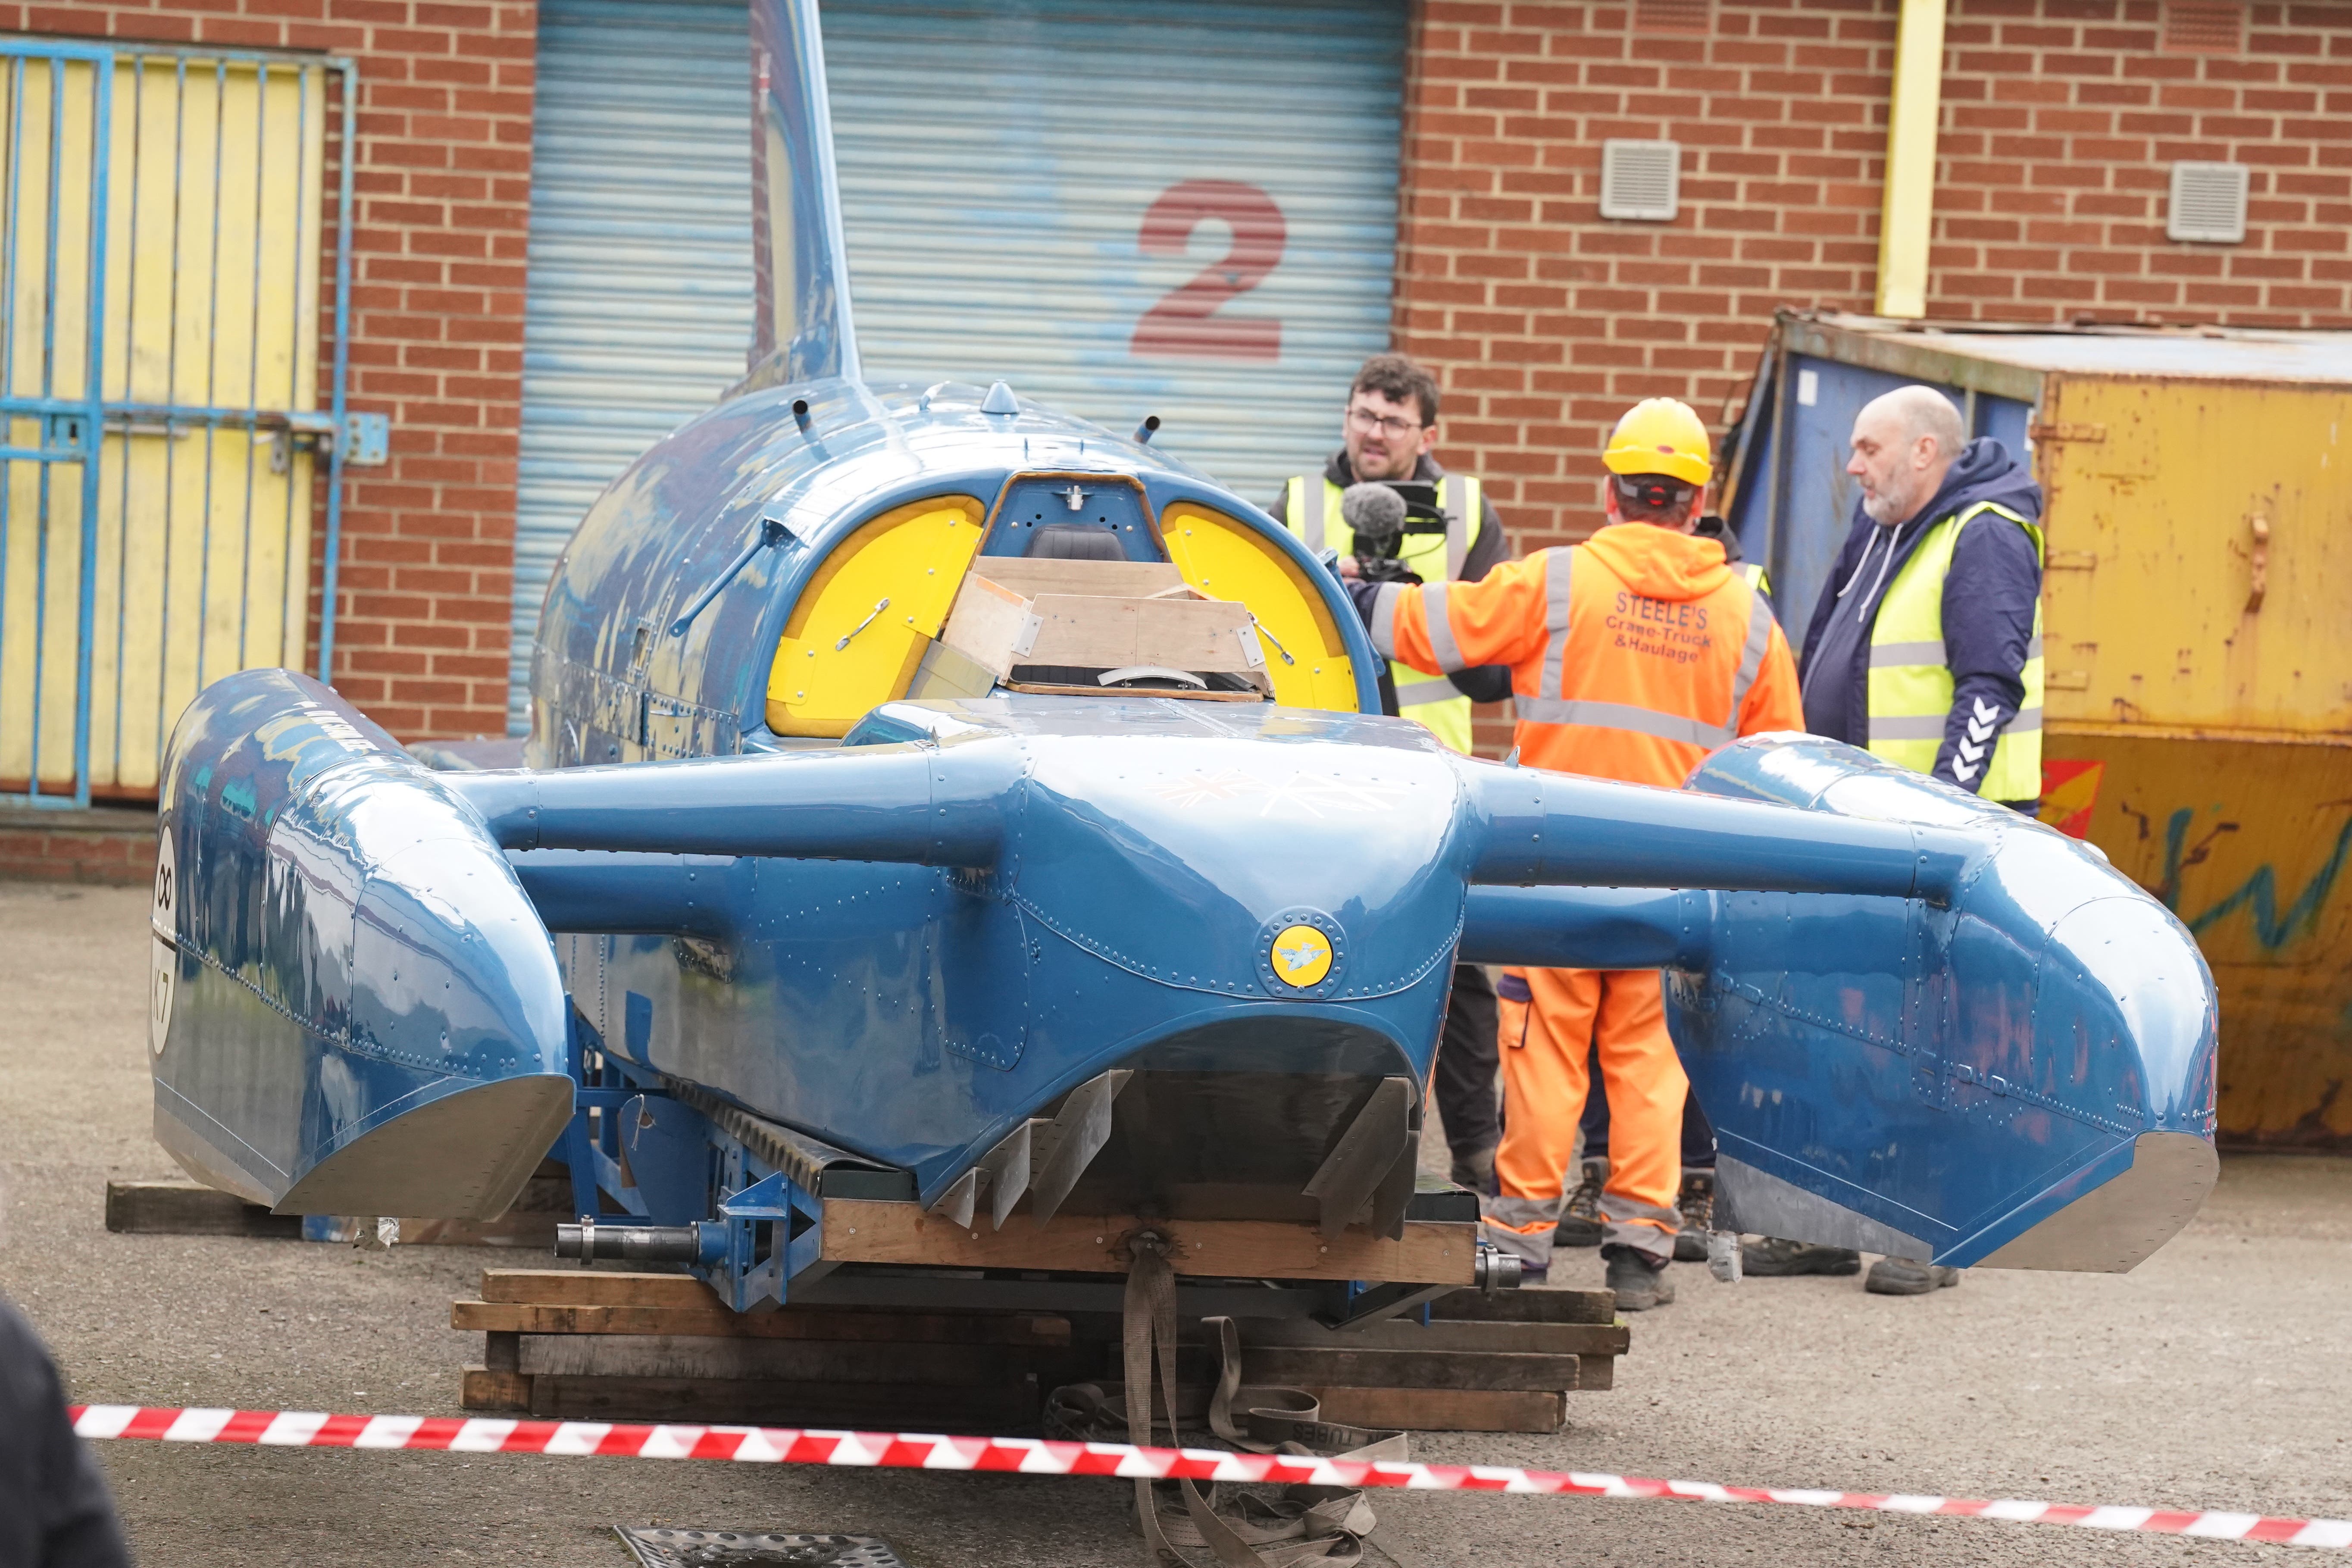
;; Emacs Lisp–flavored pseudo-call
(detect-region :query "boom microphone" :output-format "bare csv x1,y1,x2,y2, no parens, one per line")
1339,482,1407,547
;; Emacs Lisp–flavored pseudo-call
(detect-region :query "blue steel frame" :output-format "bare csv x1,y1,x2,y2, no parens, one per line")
0,39,110,807
0,40,357,807
557,1010,823,1313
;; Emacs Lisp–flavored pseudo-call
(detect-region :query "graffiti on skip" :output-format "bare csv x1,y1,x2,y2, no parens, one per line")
2152,806,2352,951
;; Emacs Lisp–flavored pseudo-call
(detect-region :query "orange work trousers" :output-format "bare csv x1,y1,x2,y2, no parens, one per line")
1483,966,1687,1271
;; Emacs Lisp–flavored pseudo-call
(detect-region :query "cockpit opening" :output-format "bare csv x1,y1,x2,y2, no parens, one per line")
762,479,1365,738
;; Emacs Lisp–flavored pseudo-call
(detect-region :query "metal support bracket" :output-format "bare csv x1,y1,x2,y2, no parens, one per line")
341,410,390,466
713,1169,826,1311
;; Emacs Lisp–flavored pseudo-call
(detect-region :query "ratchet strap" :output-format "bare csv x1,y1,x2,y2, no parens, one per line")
1041,1233,1407,1568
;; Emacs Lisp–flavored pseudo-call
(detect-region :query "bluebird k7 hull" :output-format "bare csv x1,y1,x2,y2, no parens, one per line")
152,666,2214,1286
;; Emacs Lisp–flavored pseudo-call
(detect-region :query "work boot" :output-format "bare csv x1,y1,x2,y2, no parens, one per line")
1865,1256,1962,1296
1602,1245,1675,1311
1554,1160,1604,1249
1671,1168,1714,1263
1449,1140,1496,1196
1740,1236,1862,1276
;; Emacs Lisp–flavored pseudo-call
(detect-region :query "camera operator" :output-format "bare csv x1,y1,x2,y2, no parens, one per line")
1270,355,1514,742
1269,354,1512,1194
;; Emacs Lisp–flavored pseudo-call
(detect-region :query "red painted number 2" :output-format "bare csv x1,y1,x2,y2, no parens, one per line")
1130,180,1286,362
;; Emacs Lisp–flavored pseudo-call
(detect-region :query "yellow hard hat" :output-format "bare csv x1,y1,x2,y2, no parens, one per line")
1602,398,1713,488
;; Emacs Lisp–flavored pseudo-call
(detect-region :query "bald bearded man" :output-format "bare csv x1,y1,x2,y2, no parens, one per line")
1798,385,2046,807
1752,384,2048,1297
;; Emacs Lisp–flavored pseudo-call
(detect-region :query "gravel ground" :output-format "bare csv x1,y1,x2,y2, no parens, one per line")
1,880,2345,1566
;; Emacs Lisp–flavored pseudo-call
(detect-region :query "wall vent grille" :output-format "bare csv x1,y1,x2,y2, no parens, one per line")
1635,0,1713,32
2168,161,2249,243
1599,140,1681,222
2164,0,2244,52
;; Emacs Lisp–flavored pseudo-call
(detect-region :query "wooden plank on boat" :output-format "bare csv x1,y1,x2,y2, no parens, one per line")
516,1374,1042,1430
819,1202,1475,1284
454,1298,1072,1346
516,1333,1028,1386
1238,1317,1628,1357
1242,1346,1579,1394
1432,1286,1617,1325
479,1270,719,1308
1308,1386,1567,1435
460,1365,532,1412
103,1182,300,1239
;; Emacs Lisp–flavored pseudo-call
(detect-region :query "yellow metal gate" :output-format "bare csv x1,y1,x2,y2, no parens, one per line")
0,38,356,803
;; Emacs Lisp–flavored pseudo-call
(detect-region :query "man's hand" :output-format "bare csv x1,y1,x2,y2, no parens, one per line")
1337,555,1361,580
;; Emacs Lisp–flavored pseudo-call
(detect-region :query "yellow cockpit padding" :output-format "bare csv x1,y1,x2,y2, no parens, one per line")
1160,502,1361,712
766,495,986,737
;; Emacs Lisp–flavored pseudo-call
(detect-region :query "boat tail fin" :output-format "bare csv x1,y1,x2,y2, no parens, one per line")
744,0,858,386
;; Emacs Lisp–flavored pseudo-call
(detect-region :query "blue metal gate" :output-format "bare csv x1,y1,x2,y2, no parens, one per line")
0,37,361,806
0,39,109,807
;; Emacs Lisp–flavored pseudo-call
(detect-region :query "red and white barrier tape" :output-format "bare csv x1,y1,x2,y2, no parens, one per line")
70,1405,2352,1551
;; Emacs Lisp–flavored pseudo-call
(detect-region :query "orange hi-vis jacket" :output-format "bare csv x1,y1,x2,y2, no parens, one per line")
1370,523,1805,787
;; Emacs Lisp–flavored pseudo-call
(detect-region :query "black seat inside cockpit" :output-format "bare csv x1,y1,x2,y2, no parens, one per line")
1025,523,1126,560
980,474,1163,561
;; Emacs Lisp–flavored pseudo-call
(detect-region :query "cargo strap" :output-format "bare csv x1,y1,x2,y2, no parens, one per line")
1041,1233,1406,1567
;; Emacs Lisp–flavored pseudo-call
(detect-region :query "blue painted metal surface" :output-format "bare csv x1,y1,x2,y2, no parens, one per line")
150,668,573,1217
154,651,2213,1280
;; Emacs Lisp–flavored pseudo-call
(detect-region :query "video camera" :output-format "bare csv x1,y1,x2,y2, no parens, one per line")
1339,481,1452,585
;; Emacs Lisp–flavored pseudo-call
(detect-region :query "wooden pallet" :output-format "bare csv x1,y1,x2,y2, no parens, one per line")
106,1166,575,1248
457,1271,1624,1436
1237,1288,1624,1434
457,1270,1095,1430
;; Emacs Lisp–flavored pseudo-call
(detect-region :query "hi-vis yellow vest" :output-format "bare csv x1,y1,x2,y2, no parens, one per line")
1866,500,2045,801
1285,474,1479,753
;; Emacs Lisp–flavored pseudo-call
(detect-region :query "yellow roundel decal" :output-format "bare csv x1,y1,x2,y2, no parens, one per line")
1269,924,1334,989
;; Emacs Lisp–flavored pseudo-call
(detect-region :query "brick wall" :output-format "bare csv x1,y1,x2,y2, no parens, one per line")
1398,0,2352,558
8,0,536,739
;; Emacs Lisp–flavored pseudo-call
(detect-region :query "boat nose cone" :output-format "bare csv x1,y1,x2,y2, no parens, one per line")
2039,894,2219,1136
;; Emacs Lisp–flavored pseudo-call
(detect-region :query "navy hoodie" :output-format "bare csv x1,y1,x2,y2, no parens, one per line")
1797,438,2044,798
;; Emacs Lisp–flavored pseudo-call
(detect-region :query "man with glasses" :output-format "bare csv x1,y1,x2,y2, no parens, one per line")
1271,354,1512,1193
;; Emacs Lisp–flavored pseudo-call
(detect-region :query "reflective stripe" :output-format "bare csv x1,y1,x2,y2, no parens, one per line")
1868,707,2044,743
1394,676,1458,707
1512,697,1736,748
1726,590,1775,725
1865,498,2046,798
1484,1194,1564,1227
1289,475,1324,553
1869,639,1945,668
1539,548,1573,699
1440,475,1476,582
1370,581,1403,659
1421,580,1466,672
1873,634,2042,668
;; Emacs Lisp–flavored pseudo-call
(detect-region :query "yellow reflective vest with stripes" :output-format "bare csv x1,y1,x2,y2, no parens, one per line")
1284,474,1480,754
1865,500,2045,801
